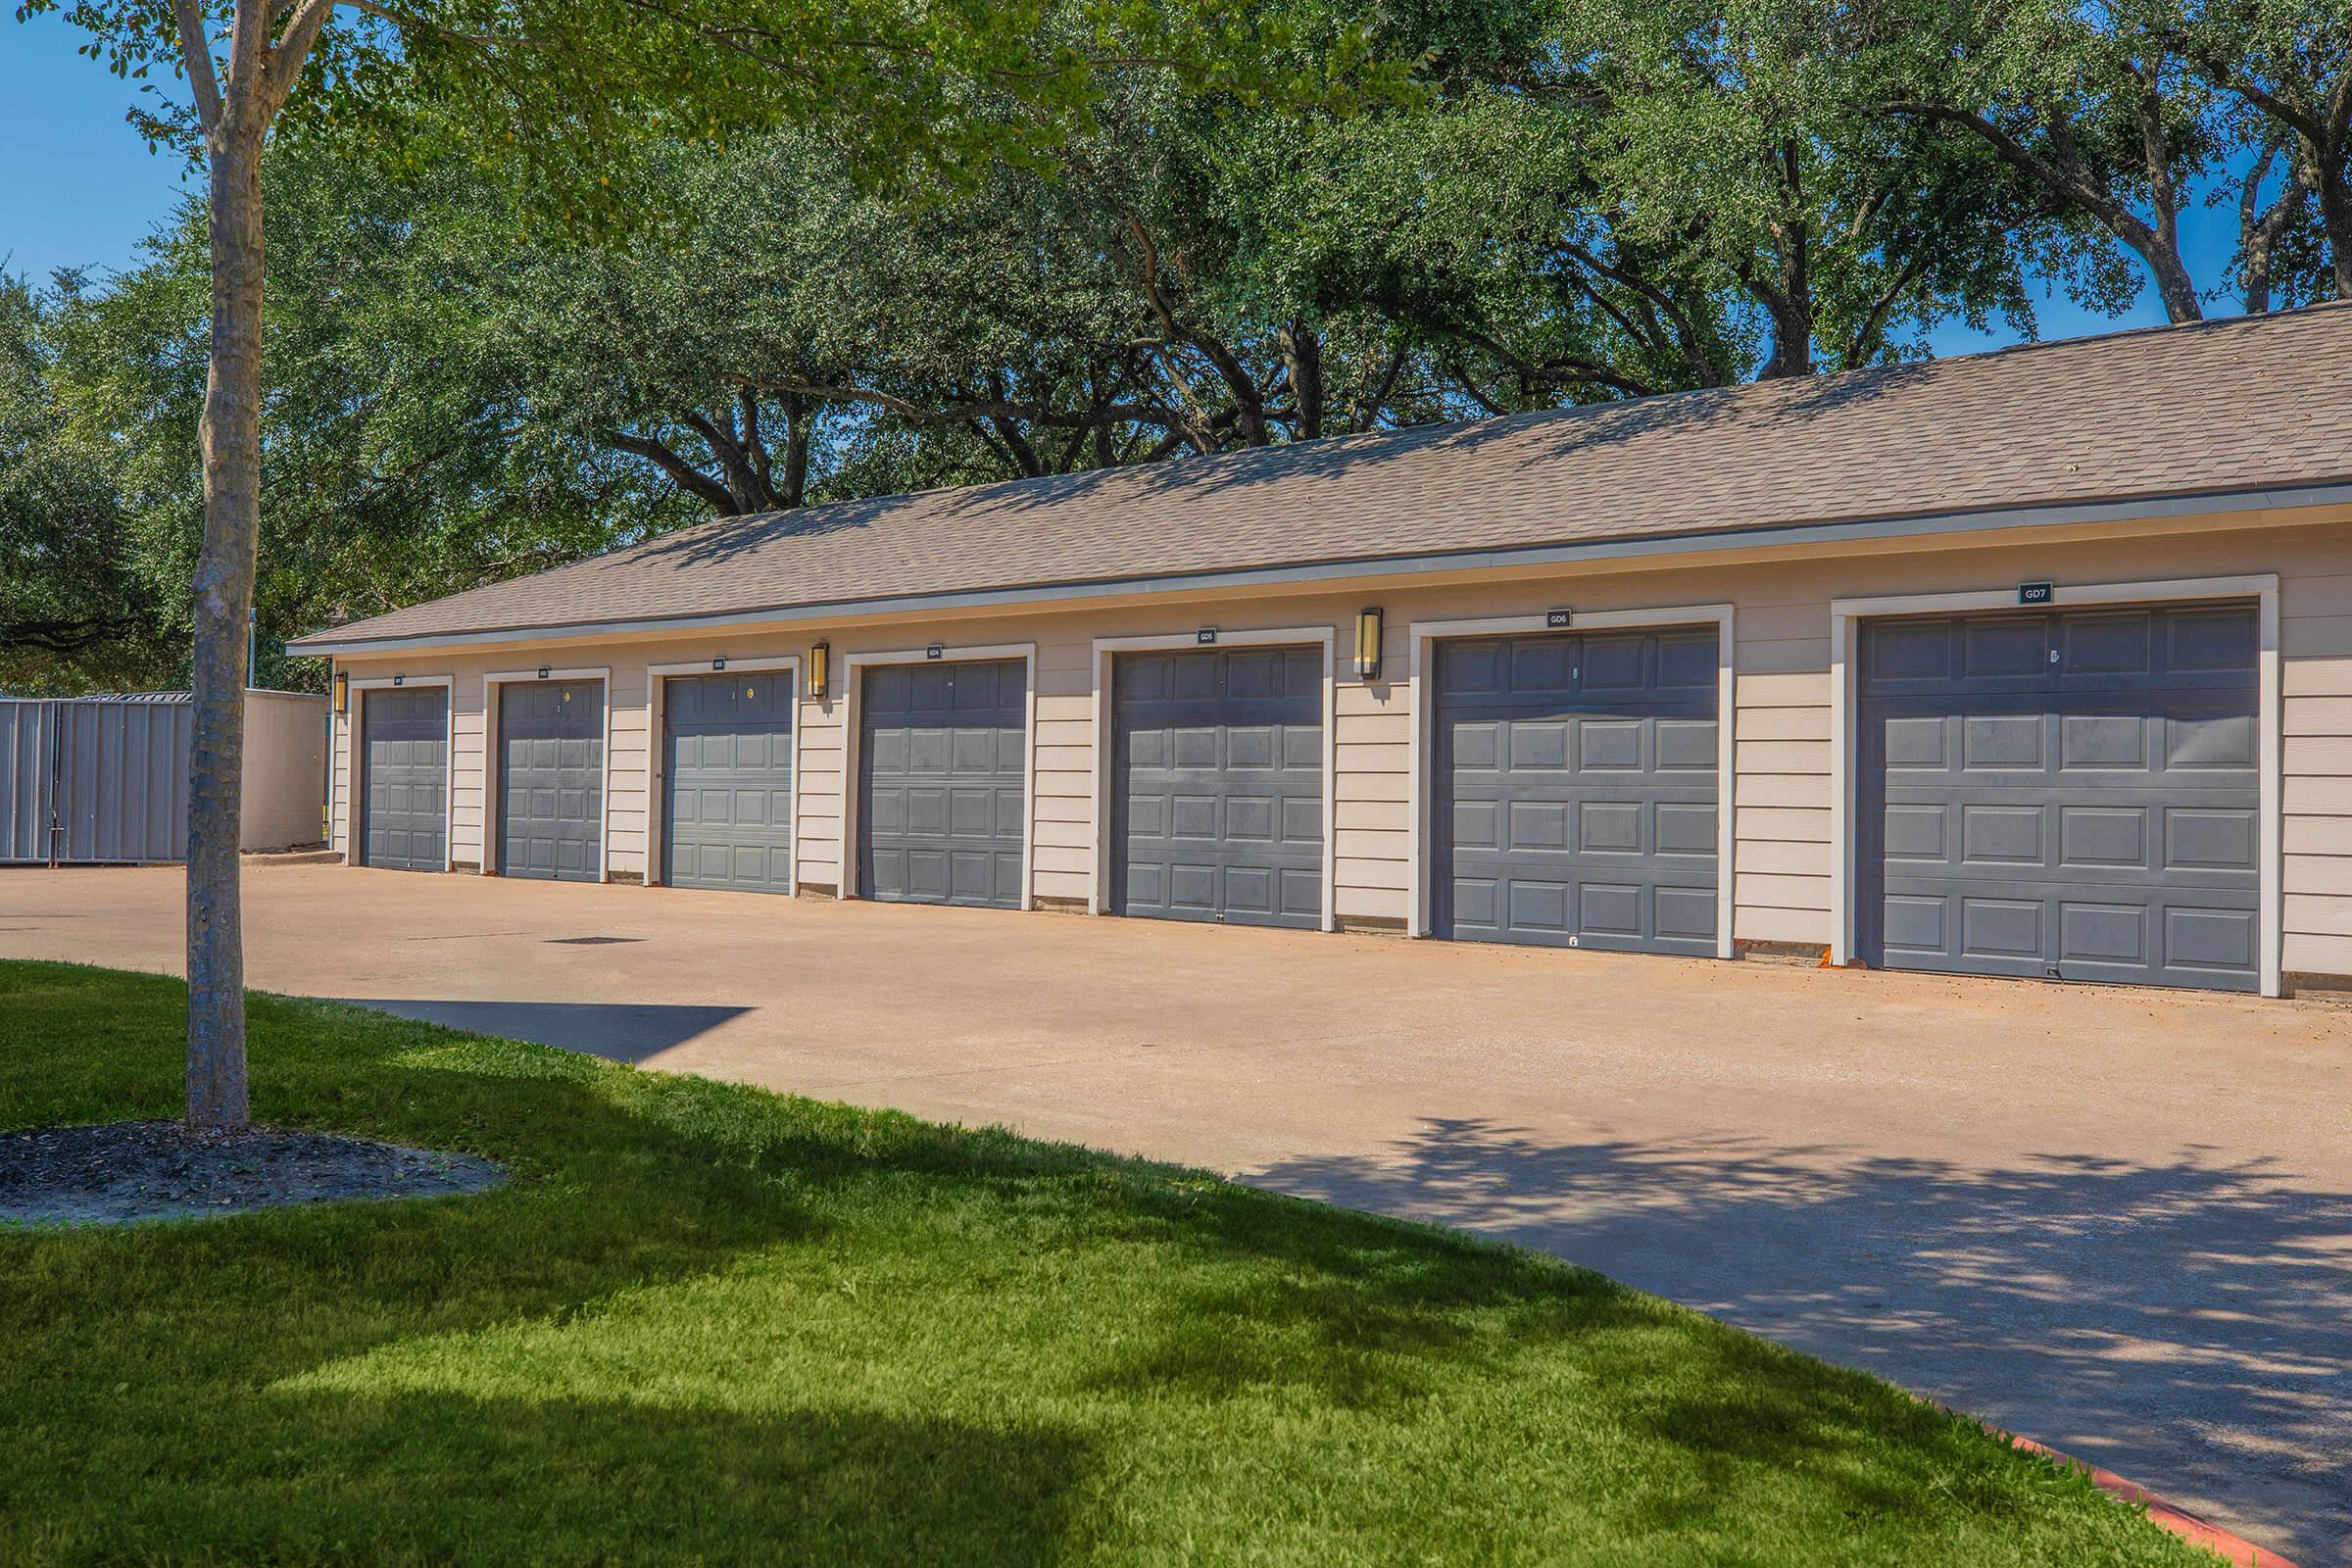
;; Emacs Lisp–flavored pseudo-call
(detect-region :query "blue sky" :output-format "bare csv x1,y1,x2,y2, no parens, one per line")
2,11,198,284
3,10,2245,355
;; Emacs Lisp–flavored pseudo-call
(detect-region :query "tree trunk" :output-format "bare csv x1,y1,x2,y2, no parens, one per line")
186,124,265,1132
779,394,811,509
1278,323,1323,439
2143,242,2206,322
1749,271,1814,379
2318,144,2352,300
1758,305,1814,378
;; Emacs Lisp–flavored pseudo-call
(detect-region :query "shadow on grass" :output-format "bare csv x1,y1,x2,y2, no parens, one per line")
47,1390,1084,1567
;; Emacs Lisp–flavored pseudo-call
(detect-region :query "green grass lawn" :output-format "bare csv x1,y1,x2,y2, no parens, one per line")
0,960,2212,1567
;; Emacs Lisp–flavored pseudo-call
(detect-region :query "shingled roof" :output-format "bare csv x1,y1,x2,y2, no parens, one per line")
292,304,2352,652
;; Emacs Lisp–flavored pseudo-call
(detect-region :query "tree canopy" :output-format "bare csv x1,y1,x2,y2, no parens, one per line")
9,0,2347,700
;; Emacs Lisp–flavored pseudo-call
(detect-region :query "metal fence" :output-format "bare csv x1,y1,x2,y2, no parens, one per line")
0,695,193,864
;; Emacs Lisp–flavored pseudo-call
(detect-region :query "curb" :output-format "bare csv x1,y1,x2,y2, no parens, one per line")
1967,1414,2297,1567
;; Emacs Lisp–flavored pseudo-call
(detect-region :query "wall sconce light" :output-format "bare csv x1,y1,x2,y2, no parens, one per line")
1352,608,1385,681
331,669,348,715
808,640,830,700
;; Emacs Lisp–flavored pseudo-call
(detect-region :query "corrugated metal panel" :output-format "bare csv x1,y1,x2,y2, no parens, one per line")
0,703,58,861
0,697,192,863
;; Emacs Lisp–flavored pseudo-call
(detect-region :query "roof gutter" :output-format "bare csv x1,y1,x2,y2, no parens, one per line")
288,478,2352,657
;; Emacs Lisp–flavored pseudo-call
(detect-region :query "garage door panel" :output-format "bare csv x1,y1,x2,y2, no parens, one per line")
2061,713,2146,767
859,659,1026,909
2165,905,2258,972
1656,718,1717,768
1224,793,1273,842
2168,808,2257,869
2169,608,2259,671
1277,867,1320,918
1514,800,1575,851
1860,603,2258,991
1580,634,1646,691
1656,631,1719,688
2063,612,2153,675
1577,719,1639,770
362,686,448,872
1169,862,1215,910
1656,886,1718,940
1516,880,1574,931
2167,711,2258,767
1452,799,1500,849
1656,803,1717,856
499,680,603,883
1225,864,1275,914
1433,630,1719,954
2059,806,2147,868
1113,646,1323,929
1964,616,2047,679
1579,881,1641,935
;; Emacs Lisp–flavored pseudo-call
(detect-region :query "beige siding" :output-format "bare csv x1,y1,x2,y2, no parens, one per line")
326,508,2352,985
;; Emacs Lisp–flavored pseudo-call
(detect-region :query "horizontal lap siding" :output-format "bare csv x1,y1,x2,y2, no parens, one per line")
795,701,845,890
451,705,486,864
606,667,651,871
2279,574,2352,964
1338,655,1410,920
1734,652,1833,944
2283,598,2352,972
1032,658,1094,902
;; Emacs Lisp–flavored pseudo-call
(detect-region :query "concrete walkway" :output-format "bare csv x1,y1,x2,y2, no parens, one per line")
3,860,2346,1563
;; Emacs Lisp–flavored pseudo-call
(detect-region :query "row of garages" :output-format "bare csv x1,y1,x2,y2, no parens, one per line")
344,595,2265,995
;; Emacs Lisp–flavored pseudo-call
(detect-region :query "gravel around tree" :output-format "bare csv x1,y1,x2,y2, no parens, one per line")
0,1119,503,1226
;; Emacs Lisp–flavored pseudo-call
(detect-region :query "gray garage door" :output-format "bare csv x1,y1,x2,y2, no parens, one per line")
1111,645,1324,929
1432,628,1719,954
498,679,604,882
663,671,794,894
858,659,1026,907
1858,602,2259,992
361,684,447,871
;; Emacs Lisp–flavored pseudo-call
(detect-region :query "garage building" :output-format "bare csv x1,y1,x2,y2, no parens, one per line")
292,307,2352,998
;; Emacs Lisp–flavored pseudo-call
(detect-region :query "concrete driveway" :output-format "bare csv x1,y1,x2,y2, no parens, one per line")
3,860,2346,1563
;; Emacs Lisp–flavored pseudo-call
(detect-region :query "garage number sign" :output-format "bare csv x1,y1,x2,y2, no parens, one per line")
2018,581,2055,606
1544,609,1574,628
925,644,944,660
1197,627,1218,645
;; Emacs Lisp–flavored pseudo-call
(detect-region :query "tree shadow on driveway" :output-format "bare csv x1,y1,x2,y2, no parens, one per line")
1246,1118,2352,1565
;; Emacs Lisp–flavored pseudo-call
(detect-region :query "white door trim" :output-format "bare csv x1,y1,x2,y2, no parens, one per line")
1405,605,1738,956
1089,626,1340,932
1829,573,2280,997
482,665,613,883
346,672,457,872
646,655,803,894
838,642,1038,906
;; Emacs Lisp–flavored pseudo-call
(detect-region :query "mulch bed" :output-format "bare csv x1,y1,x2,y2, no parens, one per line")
0,1120,505,1226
